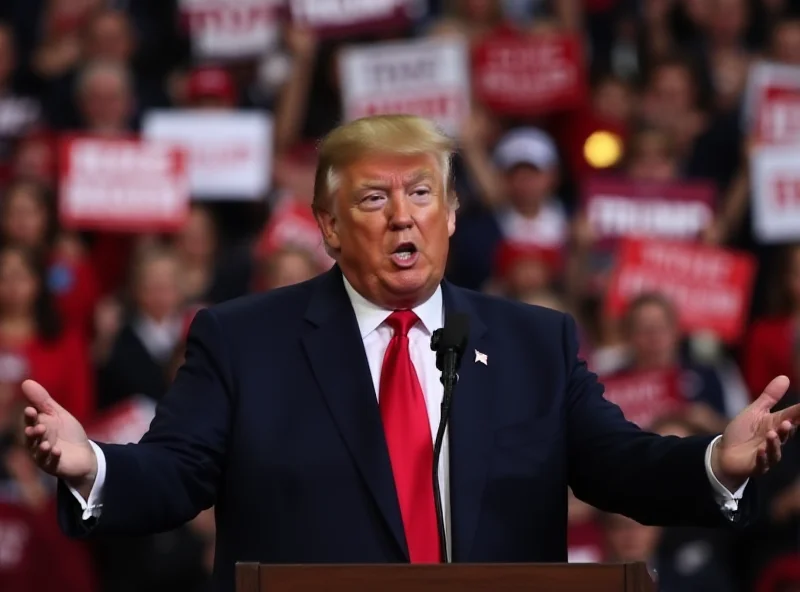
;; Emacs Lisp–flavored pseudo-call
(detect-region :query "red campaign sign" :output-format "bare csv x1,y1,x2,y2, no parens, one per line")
349,93,469,125
606,238,756,343
58,135,190,233
288,0,416,39
582,177,716,247
601,369,685,430
755,86,800,144
472,33,586,117
87,397,157,445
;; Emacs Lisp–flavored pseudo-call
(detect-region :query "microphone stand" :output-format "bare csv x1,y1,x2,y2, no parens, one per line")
431,335,458,564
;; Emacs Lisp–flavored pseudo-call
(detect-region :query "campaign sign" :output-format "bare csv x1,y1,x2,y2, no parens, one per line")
180,0,283,60
606,238,756,343
142,110,273,201
743,61,800,140
288,0,421,39
472,32,586,116
601,369,684,429
750,144,800,243
582,177,715,246
58,136,189,232
339,37,470,137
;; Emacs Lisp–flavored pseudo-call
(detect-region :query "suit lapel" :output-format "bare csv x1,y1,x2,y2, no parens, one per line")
300,266,408,559
442,282,494,562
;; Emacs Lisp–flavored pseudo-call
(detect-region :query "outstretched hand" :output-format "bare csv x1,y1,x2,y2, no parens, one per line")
20,379,97,496
712,375,798,491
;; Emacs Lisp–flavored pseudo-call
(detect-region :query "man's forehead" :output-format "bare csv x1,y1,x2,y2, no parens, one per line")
345,153,441,183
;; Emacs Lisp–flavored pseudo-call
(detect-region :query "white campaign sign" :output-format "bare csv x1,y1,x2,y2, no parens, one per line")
143,110,273,201
180,0,282,60
339,37,470,136
751,144,800,243
742,61,800,130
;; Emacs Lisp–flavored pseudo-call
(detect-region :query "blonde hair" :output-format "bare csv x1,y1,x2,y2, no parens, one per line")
312,115,458,215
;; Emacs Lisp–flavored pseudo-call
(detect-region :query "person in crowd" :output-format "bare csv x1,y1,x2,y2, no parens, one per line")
253,245,322,292
180,66,238,110
173,204,252,306
0,179,100,336
610,292,745,426
0,244,92,423
96,245,184,410
484,240,559,299
451,126,568,290
744,244,800,401
74,60,135,135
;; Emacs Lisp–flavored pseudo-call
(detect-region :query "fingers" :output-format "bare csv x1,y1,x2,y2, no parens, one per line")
777,420,795,445
777,403,800,426
755,445,769,475
754,376,792,413
767,430,783,467
20,380,59,413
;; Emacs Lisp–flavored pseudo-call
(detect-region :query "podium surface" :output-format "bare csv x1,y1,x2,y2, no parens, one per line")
236,562,656,592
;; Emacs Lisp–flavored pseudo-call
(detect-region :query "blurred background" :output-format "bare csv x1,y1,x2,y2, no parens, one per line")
1,0,800,590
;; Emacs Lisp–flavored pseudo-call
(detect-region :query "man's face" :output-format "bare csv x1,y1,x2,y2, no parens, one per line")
318,152,455,309
506,164,554,211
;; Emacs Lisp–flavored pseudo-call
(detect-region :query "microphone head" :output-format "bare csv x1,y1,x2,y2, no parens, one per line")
434,313,469,371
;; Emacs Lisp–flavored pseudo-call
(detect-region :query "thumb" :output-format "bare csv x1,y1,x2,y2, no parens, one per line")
753,375,792,413
21,379,61,413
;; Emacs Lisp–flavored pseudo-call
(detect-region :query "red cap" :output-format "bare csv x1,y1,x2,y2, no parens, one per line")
493,241,562,280
186,67,237,105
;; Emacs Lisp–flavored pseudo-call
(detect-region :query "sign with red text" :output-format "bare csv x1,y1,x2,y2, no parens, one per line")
472,32,586,116
255,194,334,269
750,144,800,243
582,177,715,246
743,61,800,140
87,397,157,445
58,136,190,232
606,239,756,343
755,86,800,144
601,369,685,429
339,37,470,136
180,0,283,59
289,0,422,39
142,110,273,200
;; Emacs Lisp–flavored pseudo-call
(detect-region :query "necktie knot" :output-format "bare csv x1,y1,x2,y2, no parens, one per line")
385,310,419,337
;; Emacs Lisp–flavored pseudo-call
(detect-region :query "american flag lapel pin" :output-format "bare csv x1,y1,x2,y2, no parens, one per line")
475,350,488,365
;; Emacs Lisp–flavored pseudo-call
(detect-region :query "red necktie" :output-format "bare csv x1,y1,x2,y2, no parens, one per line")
379,310,441,563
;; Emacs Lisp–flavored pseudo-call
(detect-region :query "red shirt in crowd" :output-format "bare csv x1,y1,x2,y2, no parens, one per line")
0,499,97,592
49,255,101,338
0,330,95,424
743,317,796,400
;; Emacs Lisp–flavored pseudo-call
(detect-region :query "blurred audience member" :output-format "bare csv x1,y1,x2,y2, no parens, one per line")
96,245,183,409
254,246,321,292
75,60,134,134
0,179,100,335
0,244,93,422
452,126,567,290
744,244,800,400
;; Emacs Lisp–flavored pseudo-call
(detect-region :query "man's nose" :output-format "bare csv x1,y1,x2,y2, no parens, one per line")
387,193,413,229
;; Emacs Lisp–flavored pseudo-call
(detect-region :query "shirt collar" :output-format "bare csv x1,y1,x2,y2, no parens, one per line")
342,275,444,339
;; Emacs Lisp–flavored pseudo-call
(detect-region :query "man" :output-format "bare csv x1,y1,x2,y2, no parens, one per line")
21,115,799,591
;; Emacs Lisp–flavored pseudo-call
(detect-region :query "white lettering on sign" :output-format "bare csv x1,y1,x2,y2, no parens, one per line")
71,142,174,176
638,244,731,282
63,183,185,216
291,0,402,24
616,270,740,316
588,196,713,238
0,521,29,568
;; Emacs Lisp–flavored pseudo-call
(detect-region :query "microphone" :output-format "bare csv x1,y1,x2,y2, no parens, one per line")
429,313,469,563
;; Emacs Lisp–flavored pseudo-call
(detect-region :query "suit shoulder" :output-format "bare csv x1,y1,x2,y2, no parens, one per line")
205,274,323,326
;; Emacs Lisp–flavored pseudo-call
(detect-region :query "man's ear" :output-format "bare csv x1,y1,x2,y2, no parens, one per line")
315,209,341,252
446,193,458,238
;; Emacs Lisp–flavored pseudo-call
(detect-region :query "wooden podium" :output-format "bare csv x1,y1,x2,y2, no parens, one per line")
236,562,656,592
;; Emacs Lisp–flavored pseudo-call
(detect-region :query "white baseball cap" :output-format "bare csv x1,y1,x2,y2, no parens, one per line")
493,127,559,171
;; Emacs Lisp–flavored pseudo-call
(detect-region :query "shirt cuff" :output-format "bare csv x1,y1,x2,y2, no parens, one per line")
67,441,107,521
705,435,748,518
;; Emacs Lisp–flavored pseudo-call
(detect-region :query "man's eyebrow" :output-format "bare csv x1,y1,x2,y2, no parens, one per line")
355,170,435,190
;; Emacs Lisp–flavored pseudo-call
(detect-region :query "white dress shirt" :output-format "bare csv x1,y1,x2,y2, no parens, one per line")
71,277,748,544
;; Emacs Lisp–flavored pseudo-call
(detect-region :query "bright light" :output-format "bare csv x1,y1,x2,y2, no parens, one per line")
584,131,623,169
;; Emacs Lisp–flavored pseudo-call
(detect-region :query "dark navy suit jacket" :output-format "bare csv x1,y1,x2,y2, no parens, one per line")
59,266,753,591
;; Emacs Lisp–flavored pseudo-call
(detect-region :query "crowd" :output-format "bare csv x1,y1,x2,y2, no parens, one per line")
0,0,800,590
